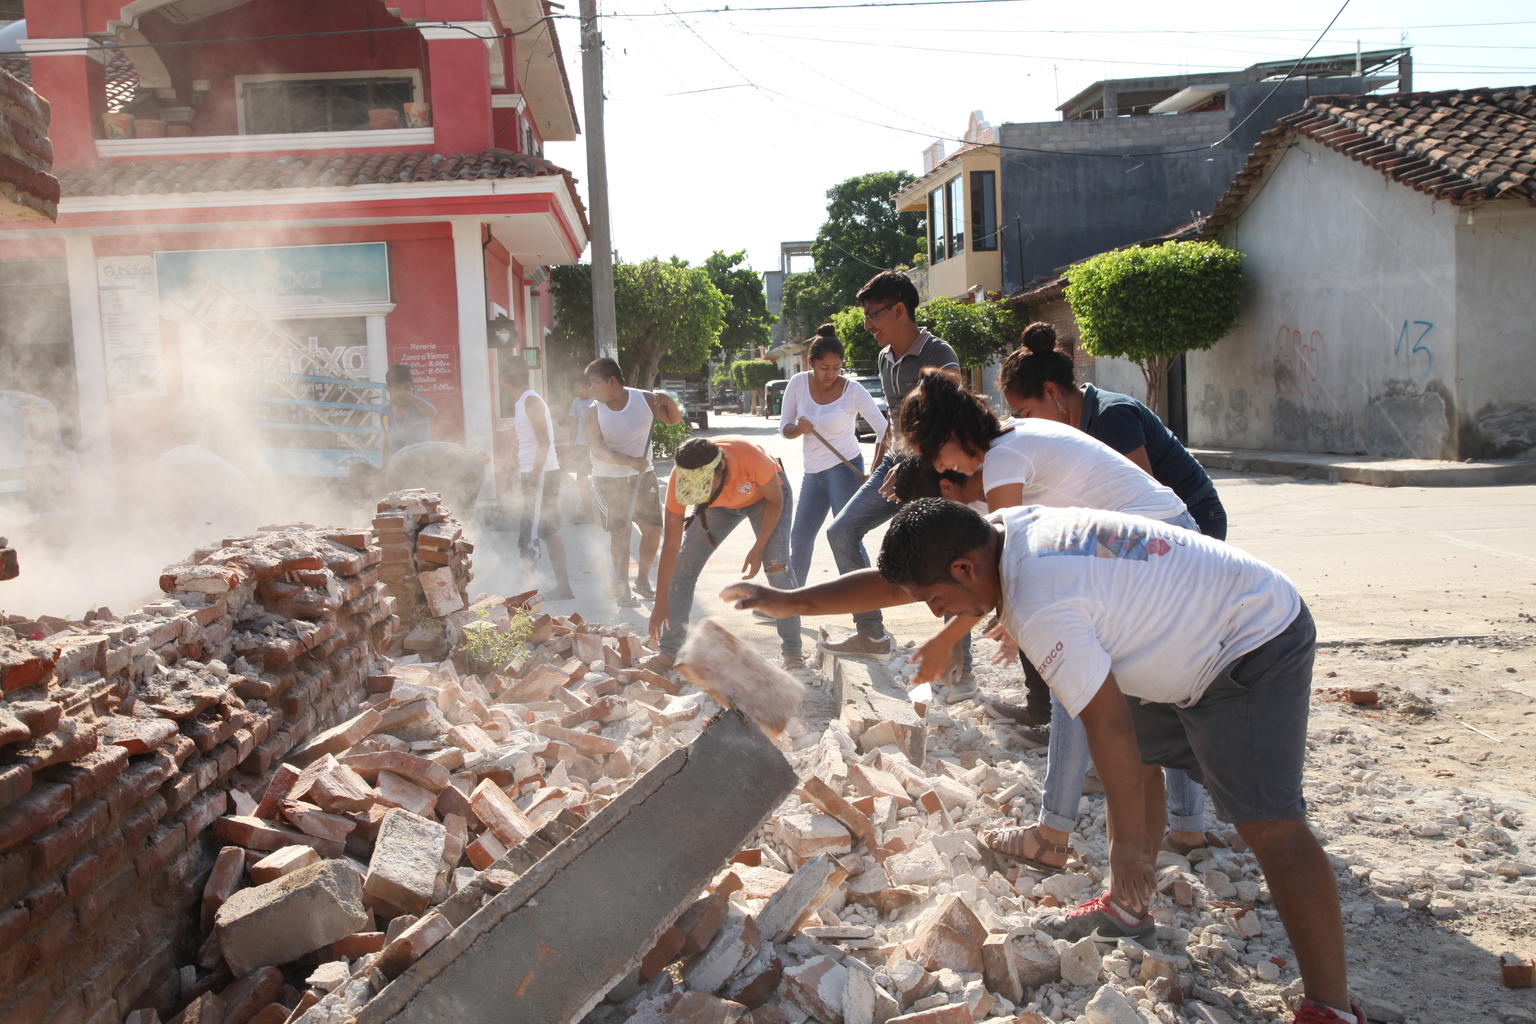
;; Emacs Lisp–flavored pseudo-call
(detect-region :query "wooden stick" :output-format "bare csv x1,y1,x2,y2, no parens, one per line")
1457,719,1502,743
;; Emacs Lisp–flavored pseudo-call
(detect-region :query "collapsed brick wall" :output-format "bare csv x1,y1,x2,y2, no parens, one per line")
373,491,473,661
0,524,398,1024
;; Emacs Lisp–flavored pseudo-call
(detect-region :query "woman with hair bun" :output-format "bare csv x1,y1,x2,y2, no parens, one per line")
779,324,887,587
1000,322,1225,538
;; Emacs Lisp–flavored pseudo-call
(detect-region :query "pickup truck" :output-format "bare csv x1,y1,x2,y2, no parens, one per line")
658,377,710,429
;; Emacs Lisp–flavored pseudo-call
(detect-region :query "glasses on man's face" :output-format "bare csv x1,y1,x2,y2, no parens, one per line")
862,302,896,325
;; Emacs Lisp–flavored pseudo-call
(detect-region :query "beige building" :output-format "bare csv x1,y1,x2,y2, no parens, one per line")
894,111,1002,302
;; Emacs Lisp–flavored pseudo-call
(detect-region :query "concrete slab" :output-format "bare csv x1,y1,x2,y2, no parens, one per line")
829,650,926,766
356,709,797,1024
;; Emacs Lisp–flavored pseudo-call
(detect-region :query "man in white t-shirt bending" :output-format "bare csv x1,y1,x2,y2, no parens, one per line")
585,357,683,607
724,499,1362,1024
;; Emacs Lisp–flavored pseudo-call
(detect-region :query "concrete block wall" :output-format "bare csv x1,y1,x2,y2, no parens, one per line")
0,525,400,1024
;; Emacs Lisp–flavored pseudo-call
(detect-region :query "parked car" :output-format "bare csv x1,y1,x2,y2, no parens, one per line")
851,375,888,440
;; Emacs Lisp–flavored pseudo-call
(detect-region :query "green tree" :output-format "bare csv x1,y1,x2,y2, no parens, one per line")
551,259,727,388
703,250,774,361
916,297,1021,370
1064,241,1245,417
731,358,779,393
782,171,924,338
830,307,878,370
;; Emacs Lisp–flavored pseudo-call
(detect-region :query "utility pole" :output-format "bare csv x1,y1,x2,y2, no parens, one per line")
580,0,618,359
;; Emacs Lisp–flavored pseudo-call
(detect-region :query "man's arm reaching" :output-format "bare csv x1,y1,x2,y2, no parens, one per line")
721,569,915,618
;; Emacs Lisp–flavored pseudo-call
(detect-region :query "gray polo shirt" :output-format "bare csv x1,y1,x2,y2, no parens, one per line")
878,327,961,406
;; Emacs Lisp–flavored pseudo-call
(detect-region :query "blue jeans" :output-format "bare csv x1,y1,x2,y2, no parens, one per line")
1038,695,1205,833
659,473,802,660
1037,507,1205,834
824,453,971,669
791,456,865,588
825,453,897,638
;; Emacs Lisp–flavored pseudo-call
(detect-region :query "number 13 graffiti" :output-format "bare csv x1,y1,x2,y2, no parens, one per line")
1394,320,1435,378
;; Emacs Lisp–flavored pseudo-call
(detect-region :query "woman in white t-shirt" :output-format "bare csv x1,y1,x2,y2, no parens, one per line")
898,367,1207,875
899,368,1188,523
779,325,888,587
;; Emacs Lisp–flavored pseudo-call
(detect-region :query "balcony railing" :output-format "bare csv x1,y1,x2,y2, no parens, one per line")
96,126,435,159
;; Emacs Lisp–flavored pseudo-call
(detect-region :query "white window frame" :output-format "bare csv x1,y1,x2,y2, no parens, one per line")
234,68,425,136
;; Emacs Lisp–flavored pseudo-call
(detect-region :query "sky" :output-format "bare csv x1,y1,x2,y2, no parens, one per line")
540,0,1536,277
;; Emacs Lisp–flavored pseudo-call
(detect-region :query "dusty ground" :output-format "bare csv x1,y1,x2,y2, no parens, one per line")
878,628,1536,1024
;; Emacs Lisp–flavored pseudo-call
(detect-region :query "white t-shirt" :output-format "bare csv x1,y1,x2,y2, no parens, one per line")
590,387,653,478
981,419,1186,522
992,505,1301,717
513,390,560,474
779,373,888,474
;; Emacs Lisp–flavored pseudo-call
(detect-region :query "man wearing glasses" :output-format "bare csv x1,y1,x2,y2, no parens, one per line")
821,270,963,670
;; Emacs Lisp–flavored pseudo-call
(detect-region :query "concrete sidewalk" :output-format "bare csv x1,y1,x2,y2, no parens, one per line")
1190,447,1536,487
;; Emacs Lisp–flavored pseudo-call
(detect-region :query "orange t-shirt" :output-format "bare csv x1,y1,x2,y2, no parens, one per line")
665,437,780,515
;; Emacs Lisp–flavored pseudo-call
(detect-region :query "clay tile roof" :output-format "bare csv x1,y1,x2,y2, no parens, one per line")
58,147,577,198
1204,84,1536,236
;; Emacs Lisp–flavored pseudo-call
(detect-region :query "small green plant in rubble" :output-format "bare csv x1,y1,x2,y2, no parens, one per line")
457,605,535,674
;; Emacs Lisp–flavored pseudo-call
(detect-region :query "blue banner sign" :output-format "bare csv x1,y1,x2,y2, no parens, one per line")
154,242,390,310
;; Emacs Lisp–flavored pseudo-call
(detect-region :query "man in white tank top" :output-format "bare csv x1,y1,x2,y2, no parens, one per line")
585,358,683,607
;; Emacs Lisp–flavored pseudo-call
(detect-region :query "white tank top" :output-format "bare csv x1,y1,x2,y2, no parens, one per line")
591,387,653,478
514,390,559,474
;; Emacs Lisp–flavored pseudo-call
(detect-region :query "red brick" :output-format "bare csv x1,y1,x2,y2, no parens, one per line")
45,745,129,804
0,904,27,948
0,646,56,693
329,930,386,958
75,864,135,928
32,796,109,872
0,782,72,851
217,965,282,1024
12,720,98,772
183,789,229,840
0,983,51,1024
0,764,31,811
138,822,187,878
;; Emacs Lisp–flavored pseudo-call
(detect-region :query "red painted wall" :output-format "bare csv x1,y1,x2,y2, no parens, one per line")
75,222,466,469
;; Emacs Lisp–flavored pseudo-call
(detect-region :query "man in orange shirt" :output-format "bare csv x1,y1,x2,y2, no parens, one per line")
646,436,805,671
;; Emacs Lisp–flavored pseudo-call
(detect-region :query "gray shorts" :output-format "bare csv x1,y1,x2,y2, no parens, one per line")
1124,601,1315,823
594,472,662,530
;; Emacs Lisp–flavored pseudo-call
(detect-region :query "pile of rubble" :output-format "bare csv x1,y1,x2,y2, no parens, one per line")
583,655,1289,1024
0,523,399,1024
150,603,721,1024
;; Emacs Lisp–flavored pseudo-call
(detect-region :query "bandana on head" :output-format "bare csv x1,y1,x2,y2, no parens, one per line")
672,451,724,505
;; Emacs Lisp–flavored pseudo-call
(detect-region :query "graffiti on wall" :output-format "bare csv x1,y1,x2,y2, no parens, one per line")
1273,325,1325,402
1392,320,1435,380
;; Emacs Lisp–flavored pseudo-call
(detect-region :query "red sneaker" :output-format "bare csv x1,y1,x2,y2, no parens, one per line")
1294,999,1368,1023
1037,892,1155,941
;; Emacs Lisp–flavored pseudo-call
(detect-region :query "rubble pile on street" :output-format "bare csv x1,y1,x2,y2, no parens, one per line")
0,522,400,1024
373,490,474,661
582,643,1536,1024
5,497,1532,1024
143,600,728,1024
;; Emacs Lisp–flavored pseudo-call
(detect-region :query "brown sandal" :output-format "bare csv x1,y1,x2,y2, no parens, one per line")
981,825,1073,874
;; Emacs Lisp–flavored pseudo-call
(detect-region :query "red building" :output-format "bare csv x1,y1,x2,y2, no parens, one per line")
0,0,587,502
